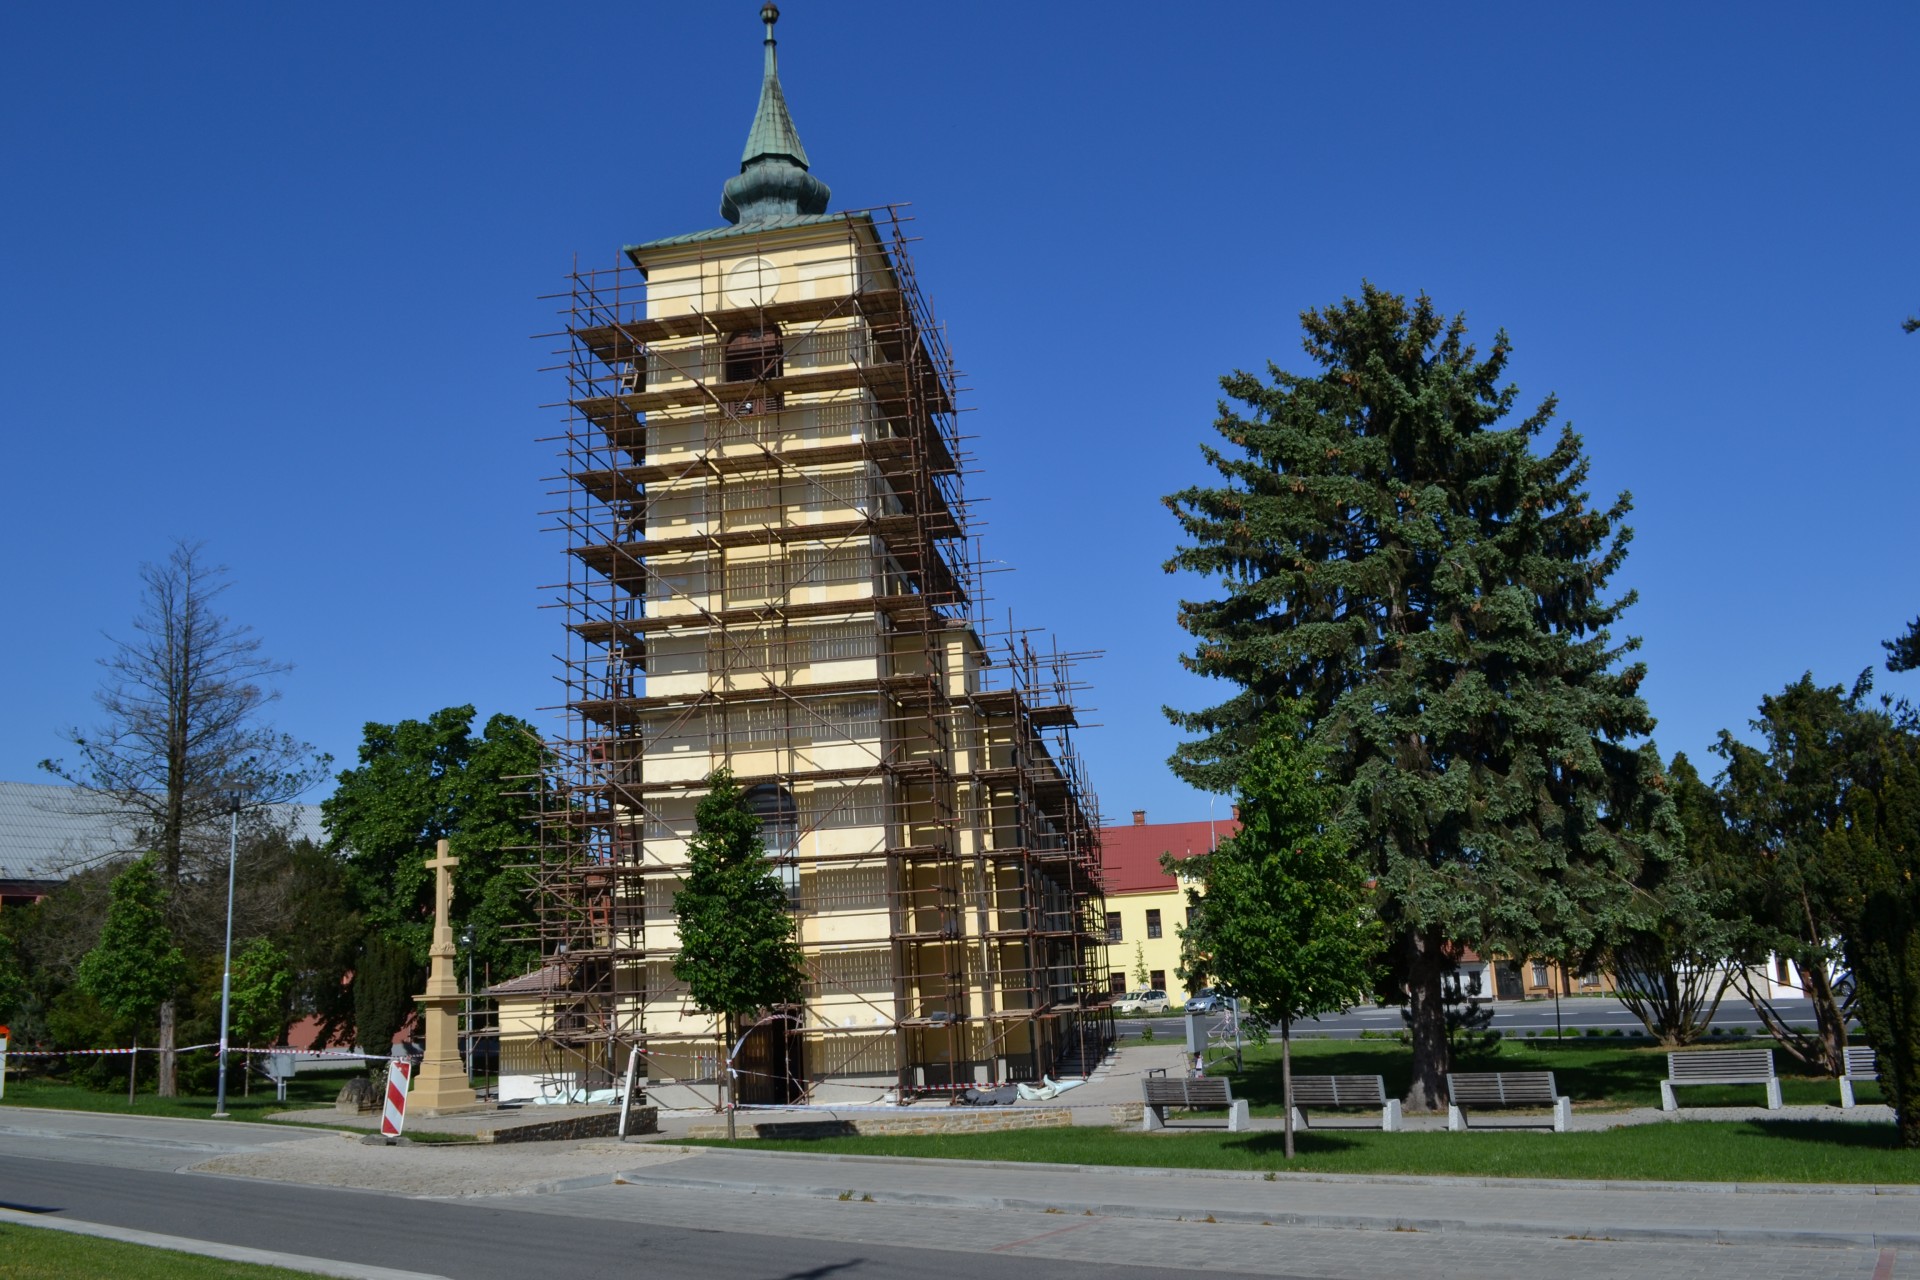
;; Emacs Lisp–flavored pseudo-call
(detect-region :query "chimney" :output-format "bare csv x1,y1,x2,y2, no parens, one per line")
1131,809,1146,826
1231,804,1240,822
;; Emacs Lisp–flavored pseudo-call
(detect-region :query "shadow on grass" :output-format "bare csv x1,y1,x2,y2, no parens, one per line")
1220,1130,1365,1158
1741,1120,1910,1152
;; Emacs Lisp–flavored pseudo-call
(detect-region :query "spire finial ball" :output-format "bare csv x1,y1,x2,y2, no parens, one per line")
762,4,780,26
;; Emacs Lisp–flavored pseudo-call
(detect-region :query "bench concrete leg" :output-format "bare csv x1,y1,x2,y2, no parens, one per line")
1659,1080,1677,1113
1840,1078,1856,1109
1447,1104,1465,1133
1142,1105,1164,1132
1553,1097,1571,1133
1289,1107,1307,1132
1381,1100,1401,1133
1765,1078,1782,1110
1227,1099,1249,1132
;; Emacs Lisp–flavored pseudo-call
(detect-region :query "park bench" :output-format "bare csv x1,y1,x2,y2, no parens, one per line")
1446,1071,1571,1132
1839,1045,1878,1109
1287,1074,1402,1132
1140,1068,1250,1132
1660,1048,1782,1112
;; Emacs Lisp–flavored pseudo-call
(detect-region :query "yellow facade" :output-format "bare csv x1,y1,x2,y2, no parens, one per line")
1103,887,1193,1003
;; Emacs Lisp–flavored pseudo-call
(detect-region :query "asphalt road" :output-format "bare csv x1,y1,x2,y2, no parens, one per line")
1115,995,1823,1041
1,1107,1905,1280
0,1121,1193,1280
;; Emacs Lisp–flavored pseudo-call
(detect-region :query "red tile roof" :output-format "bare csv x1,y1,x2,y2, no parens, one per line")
1100,817,1238,895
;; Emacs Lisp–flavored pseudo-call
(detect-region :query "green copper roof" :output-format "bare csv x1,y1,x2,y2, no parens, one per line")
720,4,830,226
625,212,851,257
741,9,808,171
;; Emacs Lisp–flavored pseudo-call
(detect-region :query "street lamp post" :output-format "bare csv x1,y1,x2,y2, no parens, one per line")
459,925,475,1079
211,785,247,1118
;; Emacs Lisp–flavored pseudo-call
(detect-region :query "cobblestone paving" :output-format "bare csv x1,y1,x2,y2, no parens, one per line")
191,1131,692,1197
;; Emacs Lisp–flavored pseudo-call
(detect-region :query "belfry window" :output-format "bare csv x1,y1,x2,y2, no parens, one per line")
724,328,783,415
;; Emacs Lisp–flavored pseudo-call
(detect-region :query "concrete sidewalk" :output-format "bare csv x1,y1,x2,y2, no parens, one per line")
612,1144,1920,1250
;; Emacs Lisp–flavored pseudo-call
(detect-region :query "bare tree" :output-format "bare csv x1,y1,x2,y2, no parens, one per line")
41,540,329,1095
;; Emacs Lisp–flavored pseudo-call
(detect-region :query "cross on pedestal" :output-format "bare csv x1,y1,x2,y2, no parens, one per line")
411,837,480,1114
427,840,458,947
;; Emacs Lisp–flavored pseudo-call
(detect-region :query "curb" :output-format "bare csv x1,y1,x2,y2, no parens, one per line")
608,1167,1920,1250
626,1141,1920,1197
0,1206,451,1279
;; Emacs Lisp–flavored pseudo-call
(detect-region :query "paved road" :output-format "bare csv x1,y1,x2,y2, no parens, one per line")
1117,995,1825,1041
1,1108,1909,1280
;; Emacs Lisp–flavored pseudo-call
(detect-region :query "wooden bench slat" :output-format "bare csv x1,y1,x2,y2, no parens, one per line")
1290,1074,1387,1107
1446,1071,1570,1132
1668,1049,1774,1081
1662,1049,1782,1112
1448,1071,1558,1107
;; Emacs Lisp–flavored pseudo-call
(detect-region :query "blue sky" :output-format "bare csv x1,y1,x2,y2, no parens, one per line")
2,2,1914,824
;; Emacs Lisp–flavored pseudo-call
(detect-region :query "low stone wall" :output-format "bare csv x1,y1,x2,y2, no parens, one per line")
481,1106,657,1143
683,1105,1074,1140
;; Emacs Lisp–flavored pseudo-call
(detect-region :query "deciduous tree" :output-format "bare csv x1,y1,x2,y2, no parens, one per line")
323,705,542,985
1163,285,1668,1109
76,856,187,1051
41,541,327,1093
673,768,805,1138
1171,716,1381,1157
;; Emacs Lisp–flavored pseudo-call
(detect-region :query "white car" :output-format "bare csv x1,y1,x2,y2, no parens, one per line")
1113,989,1170,1014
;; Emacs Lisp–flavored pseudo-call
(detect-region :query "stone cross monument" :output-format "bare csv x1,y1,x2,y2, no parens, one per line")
409,839,480,1115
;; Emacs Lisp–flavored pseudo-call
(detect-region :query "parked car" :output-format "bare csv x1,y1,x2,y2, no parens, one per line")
1113,989,1169,1014
1185,988,1237,1014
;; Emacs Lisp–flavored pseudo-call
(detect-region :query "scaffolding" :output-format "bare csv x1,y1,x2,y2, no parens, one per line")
519,206,1107,1107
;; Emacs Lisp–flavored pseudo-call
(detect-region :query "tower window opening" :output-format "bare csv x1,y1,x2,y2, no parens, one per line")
724,327,783,416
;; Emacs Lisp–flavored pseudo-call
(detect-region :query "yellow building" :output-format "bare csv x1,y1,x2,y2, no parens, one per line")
512,8,1106,1108
1097,811,1238,1005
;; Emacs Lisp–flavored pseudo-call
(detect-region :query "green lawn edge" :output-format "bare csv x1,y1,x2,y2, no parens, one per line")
0,1223,319,1280
682,1121,1919,1185
683,1040,1913,1184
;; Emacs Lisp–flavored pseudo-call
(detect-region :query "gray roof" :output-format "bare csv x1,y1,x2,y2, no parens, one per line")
0,781,325,884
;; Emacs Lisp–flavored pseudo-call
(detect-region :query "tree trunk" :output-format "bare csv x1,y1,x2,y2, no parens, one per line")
157,999,178,1097
1803,961,1848,1077
128,1038,138,1104
723,1013,736,1141
1404,926,1450,1111
1281,1016,1295,1160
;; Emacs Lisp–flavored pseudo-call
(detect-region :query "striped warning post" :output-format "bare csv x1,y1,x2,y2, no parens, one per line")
379,1059,412,1140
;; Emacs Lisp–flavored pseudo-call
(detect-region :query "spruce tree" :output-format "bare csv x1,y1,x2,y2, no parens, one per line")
1826,705,1920,1149
1715,674,1871,1074
1164,285,1669,1109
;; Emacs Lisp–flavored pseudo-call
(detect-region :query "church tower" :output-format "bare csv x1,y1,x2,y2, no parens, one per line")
531,6,1106,1108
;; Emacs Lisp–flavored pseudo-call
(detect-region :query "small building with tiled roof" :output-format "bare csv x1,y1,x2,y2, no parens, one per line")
1097,809,1239,1005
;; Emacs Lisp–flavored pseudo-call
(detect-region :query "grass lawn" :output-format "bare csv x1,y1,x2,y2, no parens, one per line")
689,1120,1919,1184
0,1224,316,1279
685,1040,1912,1184
0,1073,351,1123
1221,1036,1884,1112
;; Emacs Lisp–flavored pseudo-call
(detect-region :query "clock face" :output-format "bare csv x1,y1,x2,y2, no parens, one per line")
724,257,782,308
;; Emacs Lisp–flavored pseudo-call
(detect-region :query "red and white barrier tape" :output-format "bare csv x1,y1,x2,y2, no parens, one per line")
2,1043,399,1063
3,1042,218,1059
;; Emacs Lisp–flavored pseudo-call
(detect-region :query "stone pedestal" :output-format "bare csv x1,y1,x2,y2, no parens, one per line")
411,840,482,1116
